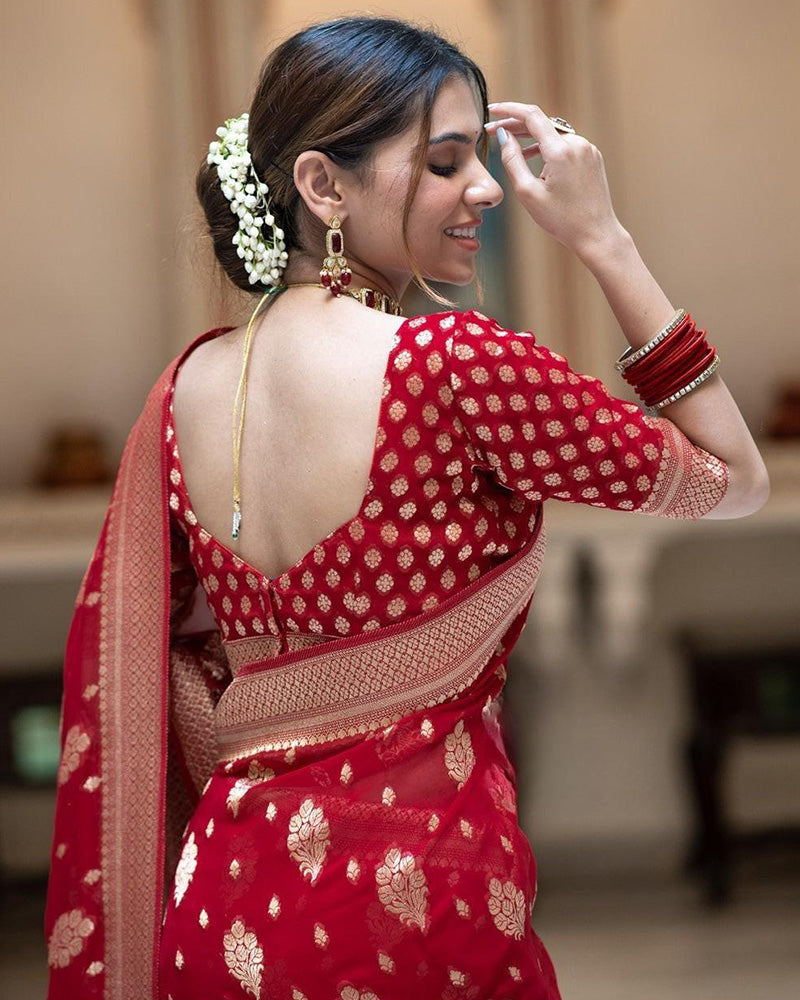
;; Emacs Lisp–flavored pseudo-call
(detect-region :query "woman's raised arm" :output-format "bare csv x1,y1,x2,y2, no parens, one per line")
485,101,770,517
578,226,769,517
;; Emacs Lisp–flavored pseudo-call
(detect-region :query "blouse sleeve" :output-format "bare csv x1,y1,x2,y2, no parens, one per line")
445,309,730,519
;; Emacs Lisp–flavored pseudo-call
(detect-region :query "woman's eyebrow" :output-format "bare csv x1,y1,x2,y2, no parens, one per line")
428,130,481,145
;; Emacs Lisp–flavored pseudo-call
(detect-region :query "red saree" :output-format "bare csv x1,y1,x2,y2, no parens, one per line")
45,308,730,1000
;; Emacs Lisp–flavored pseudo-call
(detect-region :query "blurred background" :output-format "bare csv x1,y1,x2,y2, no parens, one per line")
1,1,799,997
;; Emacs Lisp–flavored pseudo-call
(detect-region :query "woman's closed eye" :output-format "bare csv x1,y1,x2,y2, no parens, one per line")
429,164,458,177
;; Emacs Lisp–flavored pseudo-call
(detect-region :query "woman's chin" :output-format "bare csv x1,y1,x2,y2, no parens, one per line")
422,264,477,287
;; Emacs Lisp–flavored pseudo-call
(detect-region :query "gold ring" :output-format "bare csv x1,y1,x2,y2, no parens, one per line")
549,116,576,134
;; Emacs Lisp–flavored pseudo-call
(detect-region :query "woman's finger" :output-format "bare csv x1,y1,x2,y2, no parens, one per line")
487,101,565,157
493,123,545,201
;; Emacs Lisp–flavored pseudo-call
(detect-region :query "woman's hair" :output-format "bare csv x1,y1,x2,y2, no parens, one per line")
196,15,490,307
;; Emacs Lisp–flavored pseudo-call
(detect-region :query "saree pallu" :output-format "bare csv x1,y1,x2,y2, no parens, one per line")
44,325,560,999
158,519,557,1000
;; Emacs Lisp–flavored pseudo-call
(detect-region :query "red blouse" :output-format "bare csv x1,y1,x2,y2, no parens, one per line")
166,308,730,650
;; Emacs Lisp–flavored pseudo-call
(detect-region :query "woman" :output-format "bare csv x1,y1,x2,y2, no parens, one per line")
44,15,769,1000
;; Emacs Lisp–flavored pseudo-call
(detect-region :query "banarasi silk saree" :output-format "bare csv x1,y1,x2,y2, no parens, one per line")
45,308,730,1000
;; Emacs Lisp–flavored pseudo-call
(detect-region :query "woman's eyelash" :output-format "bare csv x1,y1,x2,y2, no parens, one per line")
429,164,457,177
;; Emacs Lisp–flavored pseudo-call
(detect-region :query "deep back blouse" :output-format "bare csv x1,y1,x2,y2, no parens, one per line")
166,308,729,662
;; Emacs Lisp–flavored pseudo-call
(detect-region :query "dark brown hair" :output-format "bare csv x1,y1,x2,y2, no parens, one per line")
196,14,490,307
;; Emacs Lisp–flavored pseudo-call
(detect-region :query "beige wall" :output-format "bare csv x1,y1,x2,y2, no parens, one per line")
1,1,162,488
604,0,800,432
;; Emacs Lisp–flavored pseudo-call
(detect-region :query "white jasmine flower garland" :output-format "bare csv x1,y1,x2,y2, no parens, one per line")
207,112,289,288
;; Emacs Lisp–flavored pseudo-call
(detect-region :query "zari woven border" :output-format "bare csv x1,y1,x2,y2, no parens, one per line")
215,515,547,759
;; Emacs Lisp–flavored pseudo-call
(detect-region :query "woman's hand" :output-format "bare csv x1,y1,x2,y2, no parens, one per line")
486,101,625,261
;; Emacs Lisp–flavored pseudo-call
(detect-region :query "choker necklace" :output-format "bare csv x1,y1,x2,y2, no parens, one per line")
281,280,402,316
231,280,403,539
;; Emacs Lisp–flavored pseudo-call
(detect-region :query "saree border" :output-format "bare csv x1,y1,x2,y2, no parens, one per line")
215,514,547,759
96,325,233,1000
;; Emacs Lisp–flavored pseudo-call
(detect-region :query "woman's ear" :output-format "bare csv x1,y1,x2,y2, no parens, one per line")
293,150,348,225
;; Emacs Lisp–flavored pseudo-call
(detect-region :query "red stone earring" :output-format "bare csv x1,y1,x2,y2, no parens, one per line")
319,215,352,296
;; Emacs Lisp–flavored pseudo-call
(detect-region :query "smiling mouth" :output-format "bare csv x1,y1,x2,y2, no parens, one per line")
444,226,480,239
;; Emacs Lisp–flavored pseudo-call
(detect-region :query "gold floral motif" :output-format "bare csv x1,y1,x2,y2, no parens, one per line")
382,786,396,806
314,922,329,949
339,987,381,1000
173,832,198,907
268,894,281,919
377,950,396,974
292,991,309,1000
460,818,474,840
55,843,66,859
454,897,471,919
427,813,440,833
449,969,468,986
346,857,361,883
57,725,90,786
508,965,522,982
375,847,429,933
206,818,215,838
444,719,475,789
287,797,331,885
223,919,263,999
86,961,104,976
175,949,184,969
82,684,99,701
47,908,95,968
82,775,102,792
340,761,353,786
265,802,277,822
229,859,241,879
82,868,101,885
199,908,209,928
500,834,514,854
227,761,276,818
487,878,527,940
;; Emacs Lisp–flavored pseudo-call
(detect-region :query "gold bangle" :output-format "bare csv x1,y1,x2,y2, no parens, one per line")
650,354,721,410
615,308,687,372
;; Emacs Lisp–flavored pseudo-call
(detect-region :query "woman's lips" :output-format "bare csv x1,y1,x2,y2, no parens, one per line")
445,232,481,251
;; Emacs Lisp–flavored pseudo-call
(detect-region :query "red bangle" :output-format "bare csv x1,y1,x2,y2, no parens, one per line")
635,337,714,398
623,317,695,384
639,347,717,407
640,343,715,398
621,318,699,387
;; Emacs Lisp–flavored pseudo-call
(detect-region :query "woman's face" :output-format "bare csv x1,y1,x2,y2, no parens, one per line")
341,74,505,297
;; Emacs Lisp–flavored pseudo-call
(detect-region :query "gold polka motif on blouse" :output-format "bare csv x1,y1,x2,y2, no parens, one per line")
286,797,331,885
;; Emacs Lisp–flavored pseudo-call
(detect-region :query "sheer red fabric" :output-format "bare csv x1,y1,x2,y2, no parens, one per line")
45,309,730,1000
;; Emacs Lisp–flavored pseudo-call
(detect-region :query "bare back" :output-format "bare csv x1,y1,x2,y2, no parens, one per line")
171,294,407,581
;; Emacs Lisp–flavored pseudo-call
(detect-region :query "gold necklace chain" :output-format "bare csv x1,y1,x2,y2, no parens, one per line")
282,280,402,316
231,280,403,540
